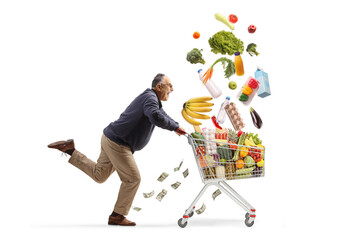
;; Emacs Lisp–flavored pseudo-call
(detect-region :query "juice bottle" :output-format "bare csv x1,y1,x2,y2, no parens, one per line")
234,52,244,76
198,69,222,99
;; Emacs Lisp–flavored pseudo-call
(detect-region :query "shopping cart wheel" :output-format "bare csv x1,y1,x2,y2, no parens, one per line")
244,218,255,227
178,218,188,228
245,212,250,219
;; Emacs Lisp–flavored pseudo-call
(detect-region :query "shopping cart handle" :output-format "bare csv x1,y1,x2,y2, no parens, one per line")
176,128,187,135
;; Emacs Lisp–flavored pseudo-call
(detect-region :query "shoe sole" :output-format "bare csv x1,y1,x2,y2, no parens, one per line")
48,139,74,148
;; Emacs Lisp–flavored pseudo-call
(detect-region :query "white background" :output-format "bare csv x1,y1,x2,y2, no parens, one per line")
1,0,360,239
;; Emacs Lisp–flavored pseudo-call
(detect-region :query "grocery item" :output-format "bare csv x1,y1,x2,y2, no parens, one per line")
256,159,264,167
240,147,248,158
249,107,263,129
214,128,227,142
208,30,244,55
217,96,230,124
182,96,213,126
217,144,232,160
232,132,247,161
224,102,245,131
185,108,210,120
244,156,255,167
193,31,200,39
202,128,217,155
248,25,256,33
215,166,226,178
242,85,253,95
247,133,262,145
186,48,205,64
214,13,234,30
234,52,244,76
247,78,259,89
228,81,237,90
227,128,239,143
237,77,260,105
239,93,249,101
198,69,222,99
228,14,238,23
202,57,235,83
225,161,236,180
235,159,245,169
211,116,222,129
182,109,201,126
255,67,271,98
236,166,255,175
246,43,260,57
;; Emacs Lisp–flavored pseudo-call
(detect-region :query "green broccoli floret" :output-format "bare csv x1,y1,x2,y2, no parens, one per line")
246,43,260,57
186,48,206,64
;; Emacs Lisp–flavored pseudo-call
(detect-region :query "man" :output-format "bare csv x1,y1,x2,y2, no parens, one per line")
48,73,186,226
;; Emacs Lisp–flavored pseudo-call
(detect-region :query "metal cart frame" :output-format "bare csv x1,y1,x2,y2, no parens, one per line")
177,133,264,228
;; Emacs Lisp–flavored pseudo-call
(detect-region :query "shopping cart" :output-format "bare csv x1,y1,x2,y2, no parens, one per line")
177,132,265,228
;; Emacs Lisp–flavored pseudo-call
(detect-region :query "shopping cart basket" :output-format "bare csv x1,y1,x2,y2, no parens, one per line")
177,133,265,228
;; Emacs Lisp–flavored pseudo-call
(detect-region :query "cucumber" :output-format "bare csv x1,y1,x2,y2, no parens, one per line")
236,166,255,175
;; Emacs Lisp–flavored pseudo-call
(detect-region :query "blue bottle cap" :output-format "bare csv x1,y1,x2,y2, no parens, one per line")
226,96,230,100
234,52,240,56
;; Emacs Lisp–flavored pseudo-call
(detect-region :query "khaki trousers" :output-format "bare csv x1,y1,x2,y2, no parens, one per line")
68,134,141,216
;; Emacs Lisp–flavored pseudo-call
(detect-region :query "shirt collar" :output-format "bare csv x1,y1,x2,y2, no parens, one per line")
151,89,162,108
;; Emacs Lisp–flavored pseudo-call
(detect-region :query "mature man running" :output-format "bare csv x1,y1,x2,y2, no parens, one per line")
48,73,185,226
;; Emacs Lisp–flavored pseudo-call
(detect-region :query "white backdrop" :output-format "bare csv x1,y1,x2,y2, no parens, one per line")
1,0,360,239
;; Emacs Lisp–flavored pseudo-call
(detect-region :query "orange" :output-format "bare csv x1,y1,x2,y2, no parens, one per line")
193,31,200,39
235,159,244,169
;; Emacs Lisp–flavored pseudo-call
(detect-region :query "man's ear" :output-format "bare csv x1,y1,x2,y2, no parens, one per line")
156,84,162,91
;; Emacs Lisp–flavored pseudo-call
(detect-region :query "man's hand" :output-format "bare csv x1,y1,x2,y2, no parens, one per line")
175,127,186,136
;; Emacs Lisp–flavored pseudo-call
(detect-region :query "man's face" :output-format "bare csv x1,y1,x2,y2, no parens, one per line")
155,76,173,101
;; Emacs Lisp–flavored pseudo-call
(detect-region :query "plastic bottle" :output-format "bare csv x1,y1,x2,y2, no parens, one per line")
234,52,244,76
217,96,230,124
198,69,222,99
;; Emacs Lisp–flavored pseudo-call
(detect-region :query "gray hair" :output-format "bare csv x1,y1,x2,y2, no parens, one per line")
151,73,165,88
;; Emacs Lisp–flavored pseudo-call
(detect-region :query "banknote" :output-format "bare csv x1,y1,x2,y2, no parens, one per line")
132,207,142,211
156,189,168,202
212,189,222,200
182,168,189,178
171,181,181,190
174,159,183,172
157,172,169,182
143,190,154,198
195,203,206,214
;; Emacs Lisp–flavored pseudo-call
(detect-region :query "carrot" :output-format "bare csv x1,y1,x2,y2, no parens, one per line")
204,68,214,85
209,68,214,80
202,68,210,84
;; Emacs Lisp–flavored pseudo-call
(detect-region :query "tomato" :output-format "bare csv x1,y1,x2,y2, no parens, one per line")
228,14,238,24
193,31,200,39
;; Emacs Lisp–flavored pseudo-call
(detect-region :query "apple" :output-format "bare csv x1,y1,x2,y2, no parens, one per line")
228,81,237,90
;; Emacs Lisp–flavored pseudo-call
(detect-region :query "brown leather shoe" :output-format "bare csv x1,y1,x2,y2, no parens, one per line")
47,139,75,153
108,215,136,226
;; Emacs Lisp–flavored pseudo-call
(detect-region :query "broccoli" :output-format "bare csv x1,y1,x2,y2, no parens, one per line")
246,43,260,57
186,48,206,64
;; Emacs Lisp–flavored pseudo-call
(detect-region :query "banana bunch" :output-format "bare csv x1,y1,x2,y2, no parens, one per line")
181,96,213,126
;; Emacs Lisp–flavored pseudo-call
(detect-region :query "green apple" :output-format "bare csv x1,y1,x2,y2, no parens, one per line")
228,81,237,90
